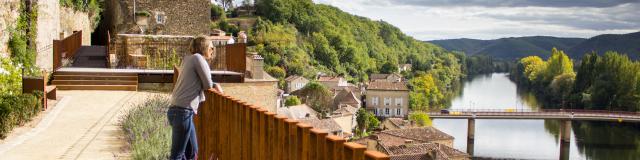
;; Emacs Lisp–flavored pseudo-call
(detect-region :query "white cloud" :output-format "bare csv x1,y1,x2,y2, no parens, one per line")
313,0,640,40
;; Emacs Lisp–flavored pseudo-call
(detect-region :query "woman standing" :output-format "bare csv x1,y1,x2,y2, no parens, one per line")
168,36,223,160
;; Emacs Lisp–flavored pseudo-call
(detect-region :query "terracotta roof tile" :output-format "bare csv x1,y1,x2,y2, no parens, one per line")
380,127,454,143
299,118,342,133
367,81,408,91
318,76,343,82
285,75,306,81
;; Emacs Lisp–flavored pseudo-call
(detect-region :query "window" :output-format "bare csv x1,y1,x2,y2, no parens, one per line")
372,97,379,106
296,83,303,89
384,98,391,106
397,108,402,115
385,108,390,115
378,108,383,116
373,109,378,115
395,98,402,106
155,12,166,24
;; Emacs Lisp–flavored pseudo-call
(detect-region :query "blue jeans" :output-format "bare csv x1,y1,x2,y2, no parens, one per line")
167,106,198,160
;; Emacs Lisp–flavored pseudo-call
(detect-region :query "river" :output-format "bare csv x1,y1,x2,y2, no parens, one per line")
432,73,640,160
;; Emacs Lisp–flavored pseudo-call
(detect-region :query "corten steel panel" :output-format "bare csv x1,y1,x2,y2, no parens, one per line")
225,43,247,74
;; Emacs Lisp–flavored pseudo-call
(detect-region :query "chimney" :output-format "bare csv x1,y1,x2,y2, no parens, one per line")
251,54,264,79
238,31,247,43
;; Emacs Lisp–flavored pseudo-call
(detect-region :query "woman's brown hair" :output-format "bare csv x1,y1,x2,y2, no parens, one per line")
191,36,208,54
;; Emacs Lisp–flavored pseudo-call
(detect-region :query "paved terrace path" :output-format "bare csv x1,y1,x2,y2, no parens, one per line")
0,91,150,159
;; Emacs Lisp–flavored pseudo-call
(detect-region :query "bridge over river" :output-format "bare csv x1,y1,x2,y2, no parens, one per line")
427,108,640,157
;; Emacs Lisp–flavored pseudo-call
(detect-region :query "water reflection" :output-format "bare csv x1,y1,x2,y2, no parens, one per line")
432,73,640,159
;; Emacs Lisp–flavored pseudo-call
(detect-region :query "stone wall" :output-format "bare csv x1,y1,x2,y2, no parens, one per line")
106,0,211,36
220,81,279,112
0,0,20,58
2,0,94,71
34,0,61,71
59,7,92,45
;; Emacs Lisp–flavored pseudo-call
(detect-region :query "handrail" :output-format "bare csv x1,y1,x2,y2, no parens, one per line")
194,89,390,160
53,31,82,70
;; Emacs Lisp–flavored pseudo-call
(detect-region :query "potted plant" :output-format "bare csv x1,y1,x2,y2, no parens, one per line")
135,11,151,26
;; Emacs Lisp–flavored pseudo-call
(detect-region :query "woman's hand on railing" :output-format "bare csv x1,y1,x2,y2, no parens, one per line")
212,83,224,93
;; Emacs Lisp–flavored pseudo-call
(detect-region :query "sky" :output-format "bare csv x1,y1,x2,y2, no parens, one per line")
312,0,640,40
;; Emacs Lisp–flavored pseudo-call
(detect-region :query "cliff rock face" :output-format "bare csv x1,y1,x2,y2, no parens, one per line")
0,0,20,57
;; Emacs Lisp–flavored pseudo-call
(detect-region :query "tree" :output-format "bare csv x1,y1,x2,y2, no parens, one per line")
210,4,226,20
408,111,432,127
519,56,547,82
290,82,334,115
356,108,380,136
265,66,286,79
543,48,573,84
380,61,399,74
284,96,301,106
409,74,443,111
216,0,234,10
549,72,576,107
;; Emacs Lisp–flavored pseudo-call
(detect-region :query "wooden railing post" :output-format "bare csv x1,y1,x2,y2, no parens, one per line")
257,108,268,159
365,151,391,160
240,102,252,160
326,135,346,160
274,115,287,159
250,106,261,160
309,129,328,160
343,142,367,160
230,98,241,160
296,123,312,160
285,119,299,160
265,112,277,159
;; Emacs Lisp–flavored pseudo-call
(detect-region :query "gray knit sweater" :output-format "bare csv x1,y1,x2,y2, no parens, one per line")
170,54,214,113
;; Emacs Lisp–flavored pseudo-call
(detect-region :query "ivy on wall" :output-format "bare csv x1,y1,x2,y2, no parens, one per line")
1,1,39,95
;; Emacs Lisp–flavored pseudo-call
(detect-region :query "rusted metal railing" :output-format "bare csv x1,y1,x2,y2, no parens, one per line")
53,31,82,70
194,90,390,160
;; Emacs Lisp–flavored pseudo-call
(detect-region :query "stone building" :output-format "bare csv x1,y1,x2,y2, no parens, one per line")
366,81,410,118
317,75,348,90
104,0,211,35
284,75,309,93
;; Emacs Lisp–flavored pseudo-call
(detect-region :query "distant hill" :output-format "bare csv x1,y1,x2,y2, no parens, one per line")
429,31,640,60
569,32,640,59
429,36,585,60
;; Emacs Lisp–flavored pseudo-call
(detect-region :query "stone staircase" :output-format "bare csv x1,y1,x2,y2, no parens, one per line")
52,71,138,91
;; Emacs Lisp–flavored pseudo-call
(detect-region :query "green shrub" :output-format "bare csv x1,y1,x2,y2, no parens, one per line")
0,93,43,139
135,11,151,17
284,96,301,106
265,66,286,79
121,95,172,159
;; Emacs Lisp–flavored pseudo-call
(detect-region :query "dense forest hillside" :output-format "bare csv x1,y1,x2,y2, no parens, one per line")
247,0,462,84
430,31,640,60
429,36,585,60
569,32,640,59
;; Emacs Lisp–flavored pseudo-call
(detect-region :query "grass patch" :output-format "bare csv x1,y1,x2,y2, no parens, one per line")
120,95,171,159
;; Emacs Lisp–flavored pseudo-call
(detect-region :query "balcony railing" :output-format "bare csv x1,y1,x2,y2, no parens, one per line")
195,89,390,160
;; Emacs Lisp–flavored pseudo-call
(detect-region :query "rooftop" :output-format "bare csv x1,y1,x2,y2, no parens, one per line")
277,104,319,120
285,75,306,82
385,118,415,129
387,143,468,160
318,76,343,82
370,73,402,80
298,118,342,133
380,127,454,144
367,81,408,91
